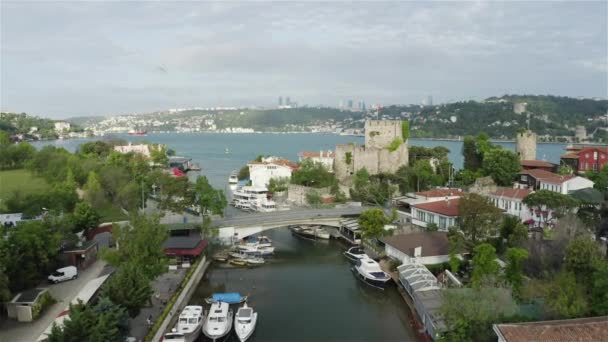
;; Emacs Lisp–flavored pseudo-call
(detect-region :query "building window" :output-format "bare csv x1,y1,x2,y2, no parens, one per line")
439,216,447,229
428,214,435,223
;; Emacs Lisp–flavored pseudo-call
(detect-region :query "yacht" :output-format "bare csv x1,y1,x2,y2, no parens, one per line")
236,244,275,256
343,246,368,263
234,303,258,342
352,257,391,289
228,172,239,185
244,235,273,248
203,302,234,341
163,305,204,342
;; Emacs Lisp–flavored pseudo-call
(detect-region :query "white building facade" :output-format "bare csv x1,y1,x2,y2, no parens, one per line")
540,176,594,195
298,151,335,172
411,199,460,231
248,157,298,189
487,188,533,222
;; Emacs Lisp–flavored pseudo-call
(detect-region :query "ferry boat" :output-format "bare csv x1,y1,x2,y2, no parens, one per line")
235,303,258,342
343,246,368,263
163,305,204,342
231,186,269,207
352,257,391,289
202,302,233,341
228,172,239,185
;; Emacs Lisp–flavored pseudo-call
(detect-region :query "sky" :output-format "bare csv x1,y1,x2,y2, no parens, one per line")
1,1,607,119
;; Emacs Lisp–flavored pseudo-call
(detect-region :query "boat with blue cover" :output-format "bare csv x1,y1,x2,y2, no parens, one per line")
204,292,248,304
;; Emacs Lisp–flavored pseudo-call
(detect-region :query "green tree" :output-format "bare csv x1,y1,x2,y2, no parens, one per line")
102,214,167,280
500,215,528,247
557,164,574,175
101,263,153,317
546,271,588,318
358,208,391,238
590,261,608,315
268,177,289,193
84,171,106,209
291,159,336,188
505,247,529,299
482,148,520,186
149,144,168,166
522,190,579,227
237,165,249,180
462,135,482,171
73,202,101,233
305,190,322,207
458,193,503,246
470,243,500,287
192,175,227,217
4,220,61,291
564,235,601,283
350,169,396,206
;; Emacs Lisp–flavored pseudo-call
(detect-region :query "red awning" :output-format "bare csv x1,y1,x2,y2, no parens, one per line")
172,168,185,177
164,240,208,257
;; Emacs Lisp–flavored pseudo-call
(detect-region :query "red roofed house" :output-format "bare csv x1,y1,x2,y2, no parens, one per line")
412,198,460,231
561,145,608,173
163,235,208,264
393,188,463,225
516,168,594,195
493,316,608,342
298,150,335,172
248,156,299,189
520,160,556,172
488,188,535,224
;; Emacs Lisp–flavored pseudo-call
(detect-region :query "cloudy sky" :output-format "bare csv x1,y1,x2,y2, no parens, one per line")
1,1,607,118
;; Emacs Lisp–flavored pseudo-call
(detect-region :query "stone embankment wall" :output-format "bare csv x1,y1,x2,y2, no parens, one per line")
287,184,331,206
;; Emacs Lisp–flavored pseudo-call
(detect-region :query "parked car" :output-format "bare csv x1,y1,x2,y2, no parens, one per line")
48,266,78,284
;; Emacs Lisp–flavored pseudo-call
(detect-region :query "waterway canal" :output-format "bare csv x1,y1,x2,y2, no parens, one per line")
190,228,419,341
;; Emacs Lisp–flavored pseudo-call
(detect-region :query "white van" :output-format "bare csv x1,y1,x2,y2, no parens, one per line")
48,266,78,284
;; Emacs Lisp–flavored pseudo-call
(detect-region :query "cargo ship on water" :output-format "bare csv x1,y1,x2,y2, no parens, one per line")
128,129,147,136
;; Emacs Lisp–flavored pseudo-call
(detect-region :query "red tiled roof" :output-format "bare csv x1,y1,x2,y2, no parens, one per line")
520,160,555,168
561,146,608,159
164,239,208,257
415,188,464,198
520,168,575,184
298,151,335,158
414,198,460,216
490,188,532,200
495,316,608,342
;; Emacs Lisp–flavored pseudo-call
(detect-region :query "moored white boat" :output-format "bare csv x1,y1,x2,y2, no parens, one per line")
228,172,239,185
234,303,258,342
202,302,234,341
163,305,204,342
352,257,391,289
343,246,368,263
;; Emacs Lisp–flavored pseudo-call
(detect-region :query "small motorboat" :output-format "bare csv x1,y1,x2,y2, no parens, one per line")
230,258,248,267
163,305,204,342
229,171,238,185
234,303,258,342
311,226,331,240
236,244,275,256
212,252,229,262
205,292,248,305
202,301,233,341
344,246,368,263
245,256,265,265
352,256,391,289
244,235,273,248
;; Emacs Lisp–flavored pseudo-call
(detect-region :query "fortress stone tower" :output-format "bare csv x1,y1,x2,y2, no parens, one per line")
516,130,537,161
335,120,409,182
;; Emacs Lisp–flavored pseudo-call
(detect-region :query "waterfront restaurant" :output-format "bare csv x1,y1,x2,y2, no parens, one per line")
163,235,208,265
339,218,362,244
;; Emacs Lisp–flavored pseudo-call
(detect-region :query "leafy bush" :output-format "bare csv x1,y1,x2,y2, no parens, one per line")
401,121,410,140
31,291,56,320
345,152,352,165
387,138,403,152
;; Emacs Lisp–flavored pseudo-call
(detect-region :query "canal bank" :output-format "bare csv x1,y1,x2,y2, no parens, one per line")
189,227,421,342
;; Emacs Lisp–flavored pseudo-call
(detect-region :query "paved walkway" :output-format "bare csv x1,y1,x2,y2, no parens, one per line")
0,260,110,342
127,268,187,342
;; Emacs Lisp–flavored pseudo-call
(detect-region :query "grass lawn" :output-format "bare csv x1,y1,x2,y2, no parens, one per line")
0,169,51,201
97,203,129,222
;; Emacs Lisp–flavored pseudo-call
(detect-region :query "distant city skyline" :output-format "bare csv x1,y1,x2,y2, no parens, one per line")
1,1,607,118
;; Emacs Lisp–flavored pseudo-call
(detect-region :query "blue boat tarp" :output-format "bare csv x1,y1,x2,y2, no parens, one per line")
209,292,245,304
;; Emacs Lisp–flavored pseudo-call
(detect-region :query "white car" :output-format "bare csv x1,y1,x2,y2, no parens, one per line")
48,266,78,284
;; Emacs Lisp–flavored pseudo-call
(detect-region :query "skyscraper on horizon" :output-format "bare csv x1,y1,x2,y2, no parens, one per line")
347,99,353,109
278,96,283,106
286,96,291,106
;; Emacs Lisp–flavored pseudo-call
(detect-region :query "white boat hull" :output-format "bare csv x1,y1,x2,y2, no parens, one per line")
235,312,257,342
203,310,233,341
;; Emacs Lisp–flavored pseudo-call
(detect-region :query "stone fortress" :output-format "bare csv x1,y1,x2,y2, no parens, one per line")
516,130,537,160
335,120,409,183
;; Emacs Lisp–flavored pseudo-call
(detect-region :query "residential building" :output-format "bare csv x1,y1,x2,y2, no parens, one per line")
411,198,460,231
488,188,533,222
54,121,71,132
381,232,451,265
516,169,594,194
520,160,556,172
393,188,463,224
247,156,298,188
560,145,608,173
298,150,335,172
493,316,608,342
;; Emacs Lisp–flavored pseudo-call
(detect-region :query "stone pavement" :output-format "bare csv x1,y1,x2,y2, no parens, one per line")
0,260,111,342
127,268,187,342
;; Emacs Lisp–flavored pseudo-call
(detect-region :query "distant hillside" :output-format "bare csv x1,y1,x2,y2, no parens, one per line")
384,95,608,141
66,115,104,127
